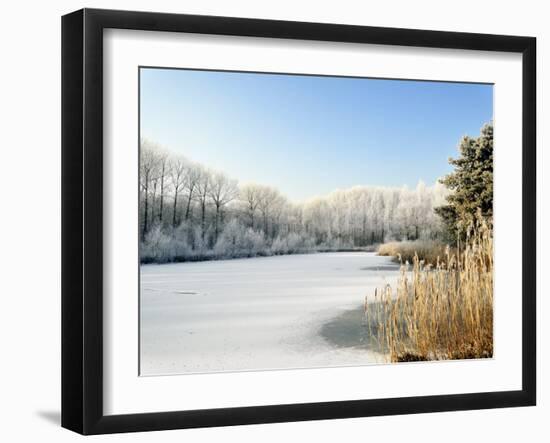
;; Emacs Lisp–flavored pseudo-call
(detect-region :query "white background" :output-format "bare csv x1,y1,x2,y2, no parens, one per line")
0,0,546,441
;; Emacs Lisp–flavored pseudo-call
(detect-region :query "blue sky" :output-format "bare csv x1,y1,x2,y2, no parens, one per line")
140,68,493,202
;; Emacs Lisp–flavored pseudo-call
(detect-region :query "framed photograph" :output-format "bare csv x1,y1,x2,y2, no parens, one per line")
61,8,536,435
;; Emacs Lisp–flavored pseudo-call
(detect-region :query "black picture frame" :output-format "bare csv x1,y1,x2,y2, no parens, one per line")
61,8,536,435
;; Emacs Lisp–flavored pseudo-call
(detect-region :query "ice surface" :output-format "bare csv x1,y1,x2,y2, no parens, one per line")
140,252,400,375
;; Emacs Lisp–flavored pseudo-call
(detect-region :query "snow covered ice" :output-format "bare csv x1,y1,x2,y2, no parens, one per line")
140,252,400,375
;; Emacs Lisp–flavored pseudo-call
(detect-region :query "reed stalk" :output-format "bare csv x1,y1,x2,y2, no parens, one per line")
368,220,493,362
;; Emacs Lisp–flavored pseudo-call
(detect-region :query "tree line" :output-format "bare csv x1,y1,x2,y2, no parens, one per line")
139,138,450,263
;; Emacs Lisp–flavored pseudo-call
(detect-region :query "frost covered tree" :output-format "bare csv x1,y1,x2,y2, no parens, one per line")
140,139,161,240
208,172,239,242
183,163,200,222
436,123,493,239
195,167,211,240
240,184,261,228
155,149,169,224
139,139,452,263
169,156,187,227
257,185,283,239
214,219,267,258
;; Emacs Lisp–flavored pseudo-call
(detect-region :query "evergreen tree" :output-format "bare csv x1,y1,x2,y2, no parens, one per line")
436,123,493,240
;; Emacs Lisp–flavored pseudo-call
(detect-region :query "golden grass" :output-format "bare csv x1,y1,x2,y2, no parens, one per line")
377,240,448,266
367,221,493,362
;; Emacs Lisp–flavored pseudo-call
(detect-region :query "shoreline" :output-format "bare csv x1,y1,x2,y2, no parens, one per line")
140,246,379,265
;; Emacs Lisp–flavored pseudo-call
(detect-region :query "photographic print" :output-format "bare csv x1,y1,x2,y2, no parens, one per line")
62,10,536,433
138,67,494,376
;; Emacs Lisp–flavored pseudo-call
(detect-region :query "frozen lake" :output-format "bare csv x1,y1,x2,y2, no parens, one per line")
140,252,400,375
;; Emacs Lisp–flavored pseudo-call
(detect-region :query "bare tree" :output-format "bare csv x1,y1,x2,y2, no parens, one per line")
157,150,169,224
169,157,187,227
150,170,160,224
183,163,200,221
257,186,281,238
195,167,211,238
240,184,261,228
139,139,160,240
208,172,239,242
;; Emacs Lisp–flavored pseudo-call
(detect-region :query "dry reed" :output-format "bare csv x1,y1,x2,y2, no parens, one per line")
366,221,493,362
377,240,448,266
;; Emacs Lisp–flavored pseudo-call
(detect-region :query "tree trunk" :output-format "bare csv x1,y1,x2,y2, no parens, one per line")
185,185,194,221
159,169,165,223
249,208,254,228
151,180,157,224
172,189,178,227
263,213,268,238
201,198,206,239
142,181,149,241
214,203,220,242
362,215,367,245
